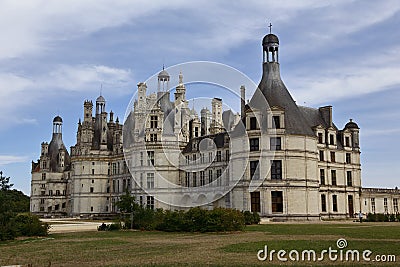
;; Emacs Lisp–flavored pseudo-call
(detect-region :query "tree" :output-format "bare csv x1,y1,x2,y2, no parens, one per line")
115,190,139,213
115,190,139,229
0,171,13,191
0,171,47,240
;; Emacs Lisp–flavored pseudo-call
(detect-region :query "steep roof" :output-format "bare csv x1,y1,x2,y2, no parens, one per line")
250,63,315,136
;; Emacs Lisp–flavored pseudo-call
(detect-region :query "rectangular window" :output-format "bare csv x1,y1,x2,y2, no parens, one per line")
270,137,282,150
54,204,59,211
208,152,212,163
250,160,260,180
56,190,60,196
49,190,53,196
147,151,155,166
393,199,398,213
194,127,199,137
273,116,281,129
200,153,205,164
271,160,282,180
91,206,94,212
345,136,350,147
250,117,257,130
329,134,335,145
330,151,335,163
140,173,143,188
320,169,325,185
147,173,154,189
147,196,155,209
150,133,157,142
192,154,197,161
332,195,338,212
384,198,388,213
216,169,222,186
90,187,94,193
92,169,95,175
331,170,337,186
321,194,327,212
41,173,46,180
225,150,230,161
346,153,351,164
62,202,66,209
140,152,143,166
319,151,324,161
346,171,352,186
271,191,283,213
371,198,376,213
185,172,190,187
208,170,213,184
249,138,259,151
318,133,323,144
216,151,222,162
150,116,158,129
200,171,205,186
250,192,261,213
112,163,117,175
192,172,197,187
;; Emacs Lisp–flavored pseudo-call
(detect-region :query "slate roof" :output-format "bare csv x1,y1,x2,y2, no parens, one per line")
250,62,315,136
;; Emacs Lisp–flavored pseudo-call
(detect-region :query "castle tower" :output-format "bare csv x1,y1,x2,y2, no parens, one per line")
53,116,63,136
210,98,223,134
200,108,211,136
157,66,170,92
84,100,93,122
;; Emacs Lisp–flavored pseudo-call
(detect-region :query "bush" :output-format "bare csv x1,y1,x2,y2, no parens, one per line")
13,214,49,237
243,211,260,225
97,222,121,231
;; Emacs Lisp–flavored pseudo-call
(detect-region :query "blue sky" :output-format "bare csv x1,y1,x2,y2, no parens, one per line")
0,0,399,195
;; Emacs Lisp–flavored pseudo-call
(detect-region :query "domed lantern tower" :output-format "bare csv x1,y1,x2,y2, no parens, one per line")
157,65,170,92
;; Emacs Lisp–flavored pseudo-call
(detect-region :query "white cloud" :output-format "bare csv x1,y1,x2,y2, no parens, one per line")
292,66,400,105
0,64,133,129
0,155,28,166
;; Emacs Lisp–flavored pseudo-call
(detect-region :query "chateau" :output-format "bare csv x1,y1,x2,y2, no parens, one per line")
30,31,400,220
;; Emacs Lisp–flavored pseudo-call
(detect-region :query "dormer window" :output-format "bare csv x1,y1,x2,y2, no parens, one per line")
329,134,335,145
273,116,281,129
150,116,158,129
345,136,350,147
318,133,323,144
250,117,257,130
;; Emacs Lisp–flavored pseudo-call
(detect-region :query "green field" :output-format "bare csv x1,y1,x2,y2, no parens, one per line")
1,222,399,266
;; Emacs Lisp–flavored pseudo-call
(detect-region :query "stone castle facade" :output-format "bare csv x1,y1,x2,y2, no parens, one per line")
30,31,399,220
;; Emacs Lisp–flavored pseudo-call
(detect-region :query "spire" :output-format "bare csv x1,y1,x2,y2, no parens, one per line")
250,29,315,137
268,22,272,34
179,71,183,85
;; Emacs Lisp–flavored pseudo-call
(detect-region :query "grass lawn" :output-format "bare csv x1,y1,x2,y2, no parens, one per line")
1,222,399,266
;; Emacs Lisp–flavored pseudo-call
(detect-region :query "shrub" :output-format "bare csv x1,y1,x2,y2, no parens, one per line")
13,214,49,237
98,223,121,231
243,211,261,225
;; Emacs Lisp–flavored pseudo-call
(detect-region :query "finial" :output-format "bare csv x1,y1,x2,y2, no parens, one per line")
350,119,353,122
179,71,183,84
100,83,103,96
268,22,272,34
162,64,165,71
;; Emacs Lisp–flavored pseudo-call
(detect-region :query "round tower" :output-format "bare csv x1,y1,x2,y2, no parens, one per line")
157,66,170,92
53,115,63,135
263,33,279,63
96,95,106,114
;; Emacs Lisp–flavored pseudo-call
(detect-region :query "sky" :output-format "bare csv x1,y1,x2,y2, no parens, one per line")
0,0,399,195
